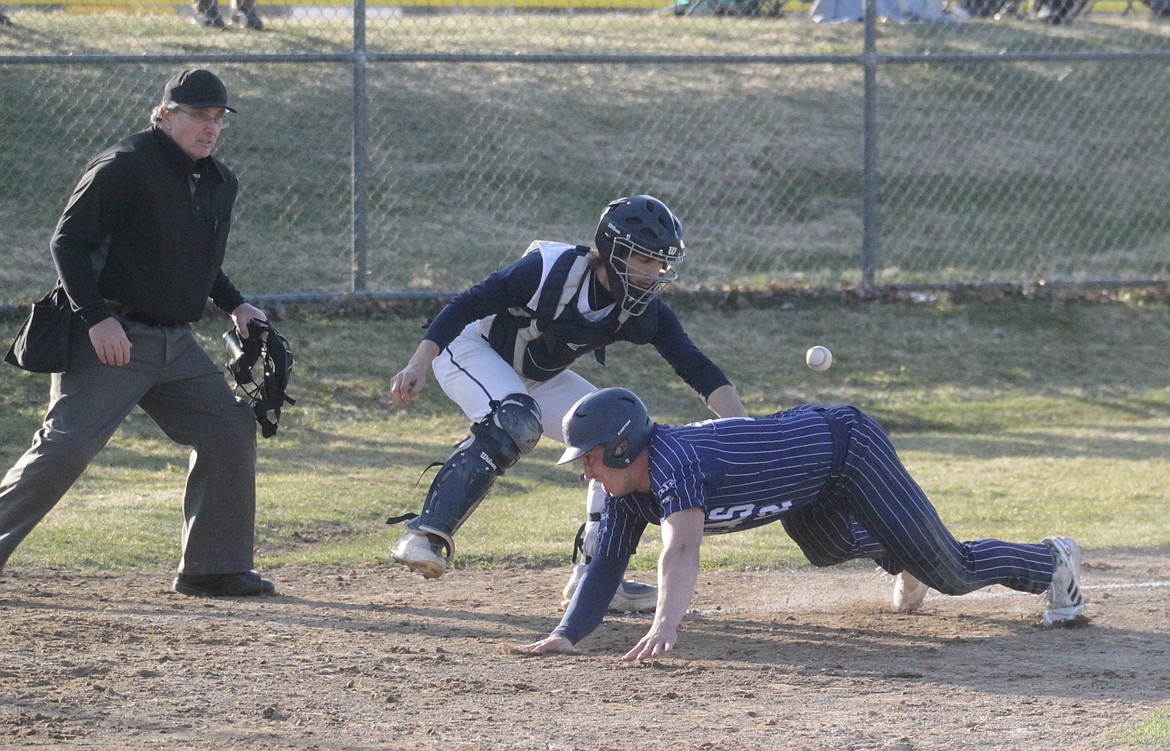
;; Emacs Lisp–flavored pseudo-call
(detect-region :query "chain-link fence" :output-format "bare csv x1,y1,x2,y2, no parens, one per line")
2,0,1168,306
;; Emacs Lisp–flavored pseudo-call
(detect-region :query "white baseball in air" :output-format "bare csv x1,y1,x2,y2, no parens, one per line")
805,345,833,372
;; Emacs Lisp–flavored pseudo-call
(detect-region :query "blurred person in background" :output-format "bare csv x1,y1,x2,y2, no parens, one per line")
193,0,263,30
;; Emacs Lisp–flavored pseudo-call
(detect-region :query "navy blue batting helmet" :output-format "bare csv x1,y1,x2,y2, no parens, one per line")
557,387,654,469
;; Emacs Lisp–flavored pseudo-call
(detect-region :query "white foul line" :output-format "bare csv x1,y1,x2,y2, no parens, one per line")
919,578,1170,603
1082,580,1170,591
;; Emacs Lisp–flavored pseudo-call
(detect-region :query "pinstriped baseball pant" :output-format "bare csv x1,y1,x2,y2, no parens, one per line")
780,407,1055,596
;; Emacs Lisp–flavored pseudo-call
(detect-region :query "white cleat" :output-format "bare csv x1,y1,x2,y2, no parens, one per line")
390,531,448,580
609,579,659,613
1042,536,1085,625
562,562,658,613
892,570,929,613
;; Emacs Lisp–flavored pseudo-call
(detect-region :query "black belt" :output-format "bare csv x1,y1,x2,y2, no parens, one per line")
108,302,178,327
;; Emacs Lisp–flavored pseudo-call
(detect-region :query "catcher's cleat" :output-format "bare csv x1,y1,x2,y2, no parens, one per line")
1042,536,1085,625
561,562,659,613
892,570,929,613
390,531,448,579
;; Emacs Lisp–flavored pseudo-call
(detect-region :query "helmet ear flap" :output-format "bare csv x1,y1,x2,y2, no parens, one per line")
609,437,632,465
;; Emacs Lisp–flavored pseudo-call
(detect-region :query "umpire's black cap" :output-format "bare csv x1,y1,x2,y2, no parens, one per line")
161,68,236,113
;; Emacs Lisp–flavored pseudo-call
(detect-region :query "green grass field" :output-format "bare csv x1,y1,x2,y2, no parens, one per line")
2,296,1168,574
2,10,1169,577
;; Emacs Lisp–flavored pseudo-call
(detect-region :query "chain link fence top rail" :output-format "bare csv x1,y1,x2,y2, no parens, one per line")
1,0,1168,305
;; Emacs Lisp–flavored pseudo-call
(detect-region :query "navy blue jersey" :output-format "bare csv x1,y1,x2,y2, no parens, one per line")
422,242,732,399
597,406,838,558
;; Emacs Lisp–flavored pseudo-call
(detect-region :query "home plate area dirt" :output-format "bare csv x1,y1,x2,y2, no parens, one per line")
1,550,1167,751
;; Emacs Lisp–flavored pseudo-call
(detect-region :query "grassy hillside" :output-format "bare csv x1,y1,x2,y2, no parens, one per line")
2,14,1169,303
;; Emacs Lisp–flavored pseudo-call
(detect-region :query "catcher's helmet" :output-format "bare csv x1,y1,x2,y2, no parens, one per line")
594,195,685,319
224,320,296,438
557,387,654,469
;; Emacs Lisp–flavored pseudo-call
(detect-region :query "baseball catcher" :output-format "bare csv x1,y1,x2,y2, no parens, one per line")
388,195,747,609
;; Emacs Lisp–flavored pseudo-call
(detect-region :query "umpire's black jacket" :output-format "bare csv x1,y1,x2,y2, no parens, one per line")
50,125,246,328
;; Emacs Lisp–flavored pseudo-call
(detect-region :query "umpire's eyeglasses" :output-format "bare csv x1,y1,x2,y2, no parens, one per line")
173,106,230,129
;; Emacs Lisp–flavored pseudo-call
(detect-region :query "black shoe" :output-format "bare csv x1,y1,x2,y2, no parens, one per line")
232,7,264,29
173,570,276,597
192,10,227,28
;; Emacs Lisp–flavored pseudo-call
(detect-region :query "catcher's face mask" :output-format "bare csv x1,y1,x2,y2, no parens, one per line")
224,320,296,438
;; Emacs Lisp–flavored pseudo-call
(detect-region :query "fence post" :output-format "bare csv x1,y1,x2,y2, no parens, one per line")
352,0,369,294
861,0,878,291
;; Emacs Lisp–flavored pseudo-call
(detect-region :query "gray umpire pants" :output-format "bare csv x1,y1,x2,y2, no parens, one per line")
0,319,258,576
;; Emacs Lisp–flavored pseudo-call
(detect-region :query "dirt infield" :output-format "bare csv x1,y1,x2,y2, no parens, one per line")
2,551,1167,751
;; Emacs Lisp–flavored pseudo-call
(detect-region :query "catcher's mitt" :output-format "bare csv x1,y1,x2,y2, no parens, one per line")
224,319,296,438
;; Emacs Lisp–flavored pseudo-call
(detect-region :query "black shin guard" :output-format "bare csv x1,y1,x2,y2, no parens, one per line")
405,394,543,560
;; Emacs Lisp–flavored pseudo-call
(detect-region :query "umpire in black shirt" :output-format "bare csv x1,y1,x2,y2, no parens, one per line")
0,69,276,597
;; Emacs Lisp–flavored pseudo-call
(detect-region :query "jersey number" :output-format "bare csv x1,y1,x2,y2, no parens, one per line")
706,501,791,530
